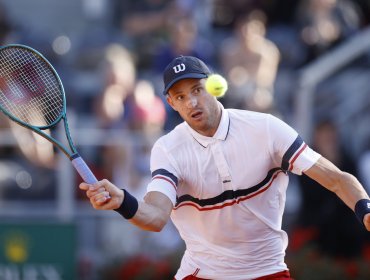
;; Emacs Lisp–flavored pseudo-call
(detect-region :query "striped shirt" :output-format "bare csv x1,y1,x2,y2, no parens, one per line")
147,105,320,280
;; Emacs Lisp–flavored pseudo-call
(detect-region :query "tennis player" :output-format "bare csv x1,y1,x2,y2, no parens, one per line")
80,56,370,280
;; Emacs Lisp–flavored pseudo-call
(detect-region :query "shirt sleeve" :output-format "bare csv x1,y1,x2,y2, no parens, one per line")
267,114,321,175
146,141,178,205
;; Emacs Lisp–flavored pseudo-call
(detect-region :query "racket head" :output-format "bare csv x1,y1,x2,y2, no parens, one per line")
0,44,99,184
0,44,66,130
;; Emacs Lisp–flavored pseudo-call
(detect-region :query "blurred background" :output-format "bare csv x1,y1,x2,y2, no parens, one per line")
0,0,370,279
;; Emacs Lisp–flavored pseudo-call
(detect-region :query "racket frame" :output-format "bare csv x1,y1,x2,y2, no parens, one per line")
0,44,78,159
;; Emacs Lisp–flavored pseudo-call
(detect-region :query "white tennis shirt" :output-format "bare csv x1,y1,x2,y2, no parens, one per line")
147,104,321,280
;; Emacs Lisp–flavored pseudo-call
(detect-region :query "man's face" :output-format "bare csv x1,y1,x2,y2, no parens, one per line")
166,78,221,137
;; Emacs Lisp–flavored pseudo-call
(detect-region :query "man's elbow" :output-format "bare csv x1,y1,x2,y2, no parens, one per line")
141,219,167,232
151,223,166,232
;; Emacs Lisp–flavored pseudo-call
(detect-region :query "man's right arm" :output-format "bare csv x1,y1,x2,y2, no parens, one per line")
79,180,173,232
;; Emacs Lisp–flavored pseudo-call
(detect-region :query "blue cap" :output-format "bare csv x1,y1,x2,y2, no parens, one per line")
163,56,211,95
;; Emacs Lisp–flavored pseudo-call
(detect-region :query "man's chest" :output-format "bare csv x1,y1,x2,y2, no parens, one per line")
175,138,273,199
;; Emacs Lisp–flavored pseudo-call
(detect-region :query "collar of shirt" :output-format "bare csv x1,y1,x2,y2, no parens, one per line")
185,102,230,148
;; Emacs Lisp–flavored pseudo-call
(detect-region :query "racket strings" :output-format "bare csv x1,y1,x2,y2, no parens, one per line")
3,49,62,125
0,51,59,126
0,47,64,127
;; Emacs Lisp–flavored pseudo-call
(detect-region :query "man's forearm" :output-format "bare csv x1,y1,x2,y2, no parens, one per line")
334,172,369,210
129,201,170,232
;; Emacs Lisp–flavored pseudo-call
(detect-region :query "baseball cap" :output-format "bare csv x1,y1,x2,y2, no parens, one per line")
163,56,211,95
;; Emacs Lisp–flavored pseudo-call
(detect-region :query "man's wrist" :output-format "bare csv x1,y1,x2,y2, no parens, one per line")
354,199,370,226
113,189,139,219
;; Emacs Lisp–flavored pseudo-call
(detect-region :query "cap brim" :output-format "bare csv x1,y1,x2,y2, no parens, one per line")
163,73,208,95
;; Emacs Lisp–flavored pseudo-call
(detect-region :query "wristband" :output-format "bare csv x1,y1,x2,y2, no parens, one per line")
114,189,139,219
354,199,370,226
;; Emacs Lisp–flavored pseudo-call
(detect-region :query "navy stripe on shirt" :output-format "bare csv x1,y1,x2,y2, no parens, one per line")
152,168,178,186
281,135,304,172
175,167,282,209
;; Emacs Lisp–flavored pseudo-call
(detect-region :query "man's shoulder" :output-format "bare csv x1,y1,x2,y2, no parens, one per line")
154,122,189,150
226,108,271,124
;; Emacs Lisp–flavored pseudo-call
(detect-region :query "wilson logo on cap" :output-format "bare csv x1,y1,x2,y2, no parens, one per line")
173,63,186,73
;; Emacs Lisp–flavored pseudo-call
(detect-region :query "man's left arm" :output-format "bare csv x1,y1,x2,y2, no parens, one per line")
304,156,370,231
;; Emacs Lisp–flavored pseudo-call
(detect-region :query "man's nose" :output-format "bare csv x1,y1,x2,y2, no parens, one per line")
186,94,197,108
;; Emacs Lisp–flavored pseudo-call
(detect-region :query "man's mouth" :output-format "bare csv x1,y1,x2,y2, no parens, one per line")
191,111,202,119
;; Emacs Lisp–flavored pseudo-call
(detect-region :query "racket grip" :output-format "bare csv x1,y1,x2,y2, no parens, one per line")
71,154,98,184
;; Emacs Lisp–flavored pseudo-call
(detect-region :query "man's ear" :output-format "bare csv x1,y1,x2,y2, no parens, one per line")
166,95,178,111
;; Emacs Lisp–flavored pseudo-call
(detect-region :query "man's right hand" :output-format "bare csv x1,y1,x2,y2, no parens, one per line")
79,179,124,210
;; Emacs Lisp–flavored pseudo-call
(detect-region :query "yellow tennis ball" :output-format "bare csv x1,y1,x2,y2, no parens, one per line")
205,74,228,97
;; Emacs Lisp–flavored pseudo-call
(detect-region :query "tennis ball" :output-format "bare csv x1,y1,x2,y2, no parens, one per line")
205,74,228,97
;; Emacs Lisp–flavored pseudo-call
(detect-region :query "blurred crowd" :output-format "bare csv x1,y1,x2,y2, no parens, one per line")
1,0,370,279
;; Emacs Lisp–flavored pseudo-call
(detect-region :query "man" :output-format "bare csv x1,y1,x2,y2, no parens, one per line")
80,56,370,280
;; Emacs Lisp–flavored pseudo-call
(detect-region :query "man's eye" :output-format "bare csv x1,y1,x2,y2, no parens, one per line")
194,88,202,94
176,95,184,101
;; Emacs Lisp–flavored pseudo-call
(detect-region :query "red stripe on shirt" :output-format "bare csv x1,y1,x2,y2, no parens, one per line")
289,143,307,171
174,170,283,211
152,175,177,191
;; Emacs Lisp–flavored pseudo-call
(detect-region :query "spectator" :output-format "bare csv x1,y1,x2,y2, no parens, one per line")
295,0,364,63
118,0,183,70
0,3,13,44
94,43,136,129
219,10,280,112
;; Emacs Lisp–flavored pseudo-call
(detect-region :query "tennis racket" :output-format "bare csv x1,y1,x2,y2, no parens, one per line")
0,44,100,186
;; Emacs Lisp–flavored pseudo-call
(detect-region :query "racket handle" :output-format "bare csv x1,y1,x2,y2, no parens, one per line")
71,154,98,184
